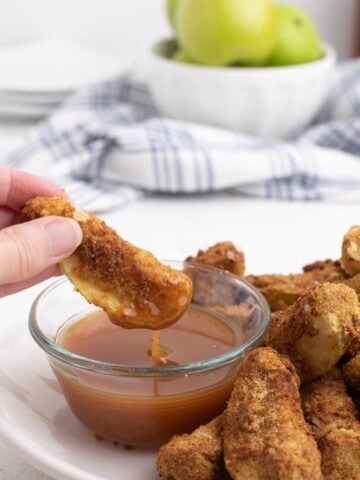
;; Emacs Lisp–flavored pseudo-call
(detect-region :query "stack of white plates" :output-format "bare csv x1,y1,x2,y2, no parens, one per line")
0,39,127,119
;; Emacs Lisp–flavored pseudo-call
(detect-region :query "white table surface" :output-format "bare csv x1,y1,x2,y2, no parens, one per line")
0,119,359,479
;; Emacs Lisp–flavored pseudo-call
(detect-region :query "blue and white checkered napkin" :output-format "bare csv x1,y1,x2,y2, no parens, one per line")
4,59,360,211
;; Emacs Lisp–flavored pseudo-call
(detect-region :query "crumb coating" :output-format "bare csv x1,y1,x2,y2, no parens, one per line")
22,196,192,329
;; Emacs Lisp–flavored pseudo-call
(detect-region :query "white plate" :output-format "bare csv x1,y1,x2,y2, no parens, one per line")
0,92,63,105
0,102,54,119
0,90,69,104
0,284,161,480
0,39,127,93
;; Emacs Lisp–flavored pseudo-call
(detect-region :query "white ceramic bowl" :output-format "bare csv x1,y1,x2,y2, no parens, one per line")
148,39,336,139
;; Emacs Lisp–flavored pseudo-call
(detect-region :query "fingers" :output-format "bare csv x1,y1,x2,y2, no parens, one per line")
0,216,82,285
0,207,23,229
0,168,74,298
0,265,61,298
0,166,66,211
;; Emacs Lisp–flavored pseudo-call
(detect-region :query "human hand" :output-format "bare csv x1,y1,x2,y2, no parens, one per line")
0,167,82,297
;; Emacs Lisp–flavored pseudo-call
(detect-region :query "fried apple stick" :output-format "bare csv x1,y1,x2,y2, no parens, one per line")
263,283,360,382
22,196,192,329
341,225,360,276
343,353,360,392
157,415,229,480
246,260,347,312
223,347,323,480
340,274,360,355
186,241,245,276
301,370,360,480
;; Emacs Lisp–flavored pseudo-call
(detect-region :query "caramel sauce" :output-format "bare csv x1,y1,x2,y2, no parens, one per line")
151,330,164,365
53,306,240,447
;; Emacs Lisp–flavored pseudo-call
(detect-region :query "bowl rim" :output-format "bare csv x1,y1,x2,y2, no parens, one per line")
150,38,336,75
29,261,271,377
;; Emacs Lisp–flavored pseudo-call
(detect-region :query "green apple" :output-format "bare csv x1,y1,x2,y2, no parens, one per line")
267,4,322,66
166,0,181,29
172,49,197,63
176,0,277,66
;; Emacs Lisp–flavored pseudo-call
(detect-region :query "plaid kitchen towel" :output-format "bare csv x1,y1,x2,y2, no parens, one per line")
3,59,360,211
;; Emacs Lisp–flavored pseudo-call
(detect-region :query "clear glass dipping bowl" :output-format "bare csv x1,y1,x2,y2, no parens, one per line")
29,261,270,448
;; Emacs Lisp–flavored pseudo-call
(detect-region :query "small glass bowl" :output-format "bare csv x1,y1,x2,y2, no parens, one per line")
29,261,270,448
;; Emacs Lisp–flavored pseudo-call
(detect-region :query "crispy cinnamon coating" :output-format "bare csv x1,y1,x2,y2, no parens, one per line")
302,259,344,275
186,241,245,276
340,274,360,355
291,283,360,382
262,305,306,353
301,370,360,480
343,353,360,391
223,347,323,480
263,283,360,382
157,415,229,480
341,225,360,276
246,260,347,312
22,196,192,329
342,272,360,296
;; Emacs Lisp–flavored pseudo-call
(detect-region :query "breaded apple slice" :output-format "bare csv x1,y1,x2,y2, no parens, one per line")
157,415,229,480
343,353,360,392
186,241,245,276
341,225,360,276
246,260,347,312
22,196,192,329
291,283,360,382
263,283,360,382
223,347,322,480
301,369,360,480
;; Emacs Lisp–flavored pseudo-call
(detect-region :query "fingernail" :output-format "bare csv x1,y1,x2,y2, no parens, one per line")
44,219,82,258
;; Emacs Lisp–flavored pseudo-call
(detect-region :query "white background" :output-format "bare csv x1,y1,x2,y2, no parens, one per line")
0,0,356,64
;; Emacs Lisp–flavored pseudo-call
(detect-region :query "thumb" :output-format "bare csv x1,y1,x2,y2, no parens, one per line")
0,216,82,285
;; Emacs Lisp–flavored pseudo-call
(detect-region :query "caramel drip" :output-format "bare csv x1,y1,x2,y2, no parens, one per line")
151,330,164,365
